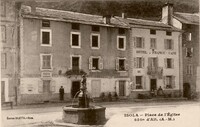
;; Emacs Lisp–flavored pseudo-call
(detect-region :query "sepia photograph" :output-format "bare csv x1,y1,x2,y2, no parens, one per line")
0,0,199,127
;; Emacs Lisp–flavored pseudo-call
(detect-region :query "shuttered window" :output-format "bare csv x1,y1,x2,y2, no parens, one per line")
164,39,174,50
164,76,175,89
150,38,156,49
116,58,128,71
134,37,145,48
164,58,174,69
89,56,103,70
41,54,52,70
1,25,6,42
1,53,7,69
135,57,145,68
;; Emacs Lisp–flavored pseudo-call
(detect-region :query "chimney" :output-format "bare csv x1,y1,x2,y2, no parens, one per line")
103,15,111,24
161,3,173,26
29,0,36,13
122,13,127,19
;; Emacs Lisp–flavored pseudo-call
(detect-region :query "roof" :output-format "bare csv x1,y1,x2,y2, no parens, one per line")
124,17,181,31
174,12,199,25
21,5,129,28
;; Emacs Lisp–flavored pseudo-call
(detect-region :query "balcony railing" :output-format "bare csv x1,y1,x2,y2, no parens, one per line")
147,66,163,78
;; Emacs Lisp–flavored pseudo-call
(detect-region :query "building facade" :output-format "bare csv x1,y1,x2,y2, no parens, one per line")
126,18,182,98
161,3,199,98
1,0,20,104
18,5,131,104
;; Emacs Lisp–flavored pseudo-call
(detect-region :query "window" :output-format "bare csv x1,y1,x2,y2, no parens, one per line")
165,58,174,68
186,47,193,57
166,31,172,36
117,36,126,50
89,56,103,70
43,80,51,93
148,57,158,67
71,32,81,48
42,20,50,27
72,23,80,30
165,76,175,89
1,25,6,43
41,29,52,46
136,76,143,89
134,57,144,68
91,34,100,49
1,1,6,17
150,38,156,49
41,54,52,70
134,37,144,48
186,64,193,75
150,29,156,35
71,55,81,70
92,25,100,32
118,28,125,34
164,39,173,50
1,53,7,69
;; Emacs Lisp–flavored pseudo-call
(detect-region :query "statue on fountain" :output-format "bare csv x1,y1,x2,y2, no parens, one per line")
78,74,89,108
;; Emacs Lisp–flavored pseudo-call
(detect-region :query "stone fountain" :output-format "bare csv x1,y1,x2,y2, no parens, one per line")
62,75,106,125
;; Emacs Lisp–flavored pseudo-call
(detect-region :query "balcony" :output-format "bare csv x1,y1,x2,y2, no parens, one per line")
65,67,87,76
147,66,163,78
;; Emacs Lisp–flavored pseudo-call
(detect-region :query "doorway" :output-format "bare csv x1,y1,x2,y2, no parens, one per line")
91,80,101,97
119,80,126,96
71,81,80,98
1,81,5,102
183,83,191,99
150,79,157,91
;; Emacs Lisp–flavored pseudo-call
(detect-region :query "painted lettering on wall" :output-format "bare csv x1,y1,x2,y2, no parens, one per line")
136,50,176,55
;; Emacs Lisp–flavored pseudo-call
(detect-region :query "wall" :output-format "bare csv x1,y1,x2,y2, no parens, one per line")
20,17,130,103
130,27,181,98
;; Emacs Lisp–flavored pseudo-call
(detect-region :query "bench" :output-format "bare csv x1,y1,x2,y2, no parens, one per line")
2,101,13,109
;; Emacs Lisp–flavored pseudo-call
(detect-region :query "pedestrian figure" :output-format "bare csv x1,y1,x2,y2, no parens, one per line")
59,86,64,101
81,74,87,90
157,86,164,96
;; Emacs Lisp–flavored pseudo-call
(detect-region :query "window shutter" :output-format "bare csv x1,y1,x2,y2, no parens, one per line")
133,37,136,48
50,80,56,92
38,80,43,93
191,48,193,56
115,80,119,95
171,40,174,50
89,57,92,70
116,58,119,70
164,58,167,68
148,57,151,67
163,76,166,88
191,65,193,75
143,76,146,89
125,59,128,70
172,76,175,88
164,39,167,49
134,57,137,68
142,37,145,48
142,57,145,68
99,57,103,70
172,59,174,68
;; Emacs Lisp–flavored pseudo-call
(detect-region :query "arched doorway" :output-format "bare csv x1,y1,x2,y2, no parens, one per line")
183,83,191,99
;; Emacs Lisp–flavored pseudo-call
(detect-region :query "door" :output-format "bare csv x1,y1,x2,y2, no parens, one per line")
119,80,126,96
150,79,157,90
91,80,101,97
71,81,80,98
43,80,51,101
1,81,5,102
183,83,191,99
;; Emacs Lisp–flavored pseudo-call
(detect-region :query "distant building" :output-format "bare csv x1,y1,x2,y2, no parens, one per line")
1,0,20,104
161,3,199,98
125,17,182,98
18,5,131,104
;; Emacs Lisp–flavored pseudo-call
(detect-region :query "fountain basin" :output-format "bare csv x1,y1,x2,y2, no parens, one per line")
62,105,106,125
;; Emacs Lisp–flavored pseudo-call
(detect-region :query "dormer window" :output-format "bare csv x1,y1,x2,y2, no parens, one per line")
118,28,125,34
166,31,172,36
92,25,100,32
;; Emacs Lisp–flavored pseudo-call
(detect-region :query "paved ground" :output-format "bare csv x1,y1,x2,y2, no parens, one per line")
1,100,200,127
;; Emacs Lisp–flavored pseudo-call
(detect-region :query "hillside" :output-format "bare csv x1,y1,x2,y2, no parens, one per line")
24,0,199,21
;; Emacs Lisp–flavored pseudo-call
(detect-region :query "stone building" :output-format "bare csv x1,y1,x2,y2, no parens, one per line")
125,17,182,98
1,0,20,104
161,3,199,98
18,5,131,104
